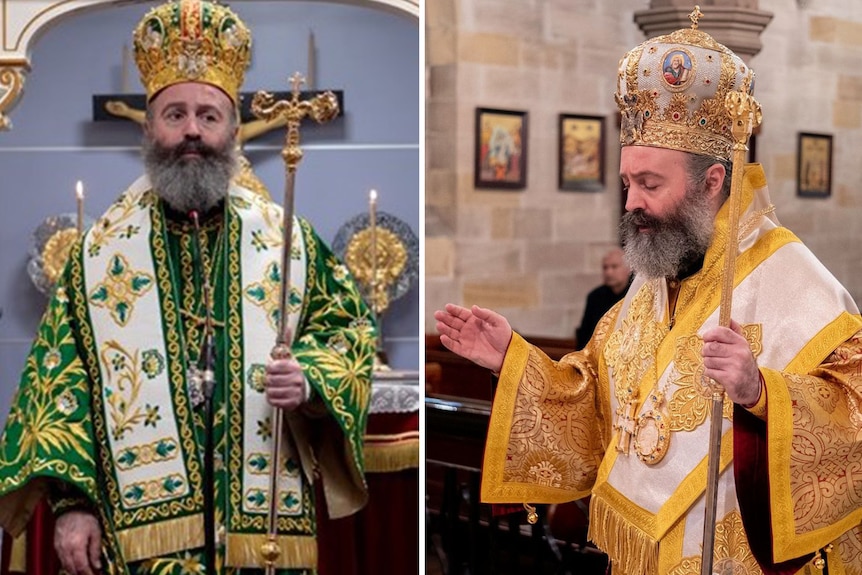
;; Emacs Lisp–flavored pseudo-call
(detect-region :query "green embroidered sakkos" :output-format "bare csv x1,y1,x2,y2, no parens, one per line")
0,178,376,575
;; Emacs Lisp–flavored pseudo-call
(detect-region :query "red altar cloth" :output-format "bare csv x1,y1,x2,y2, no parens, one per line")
317,410,419,575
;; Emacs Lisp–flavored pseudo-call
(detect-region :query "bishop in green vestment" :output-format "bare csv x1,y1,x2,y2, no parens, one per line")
0,1,376,574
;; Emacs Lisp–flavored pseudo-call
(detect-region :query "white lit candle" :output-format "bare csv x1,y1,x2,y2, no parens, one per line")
76,181,85,235
369,189,377,227
369,189,378,312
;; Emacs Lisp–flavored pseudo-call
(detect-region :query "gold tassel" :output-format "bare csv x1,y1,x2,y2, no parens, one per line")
588,495,658,575
225,533,317,568
363,436,419,473
524,503,538,525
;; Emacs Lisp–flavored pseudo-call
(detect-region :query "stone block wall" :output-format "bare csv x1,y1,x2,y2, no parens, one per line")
426,0,862,337
753,0,862,309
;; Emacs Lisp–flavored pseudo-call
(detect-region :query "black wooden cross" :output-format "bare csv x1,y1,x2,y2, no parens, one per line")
92,90,344,123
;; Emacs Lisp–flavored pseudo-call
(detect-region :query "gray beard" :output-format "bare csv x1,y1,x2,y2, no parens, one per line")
620,184,715,279
143,135,237,215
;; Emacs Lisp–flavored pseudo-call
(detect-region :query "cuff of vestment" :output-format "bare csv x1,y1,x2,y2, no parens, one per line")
743,372,767,421
48,481,93,516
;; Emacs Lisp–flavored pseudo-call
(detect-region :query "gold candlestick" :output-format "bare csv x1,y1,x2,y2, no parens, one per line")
76,181,84,235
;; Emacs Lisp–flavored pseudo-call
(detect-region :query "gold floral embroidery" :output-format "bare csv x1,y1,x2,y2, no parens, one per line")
836,525,862,574
243,261,303,332
243,487,302,513
606,283,666,404
668,324,762,431
115,437,179,470
100,341,147,441
43,348,62,371
742,323,763,358
787,368,862,531
121,474,187,506
668,334,723,430
88,254,155,326
139,552,205,575
668,510,759,575
245,364,266,393
605,282,667,453
243,261,281,331
87,191,150,257
240,195,306,260
523,450,566,487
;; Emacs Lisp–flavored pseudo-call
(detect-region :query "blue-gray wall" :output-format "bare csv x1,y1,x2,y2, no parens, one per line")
0,1,420,424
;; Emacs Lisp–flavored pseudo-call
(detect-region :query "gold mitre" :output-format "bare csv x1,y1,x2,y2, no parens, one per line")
132,0,251,104
615,8,755,160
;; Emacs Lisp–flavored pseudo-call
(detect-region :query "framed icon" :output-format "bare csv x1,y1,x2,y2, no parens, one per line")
559,114,605,191
474,107,528,190
797,132,832,198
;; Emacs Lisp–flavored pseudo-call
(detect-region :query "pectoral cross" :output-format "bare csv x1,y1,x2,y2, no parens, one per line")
614,400,637,454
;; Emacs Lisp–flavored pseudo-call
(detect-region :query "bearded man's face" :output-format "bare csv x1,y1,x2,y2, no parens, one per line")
143,82,238,214
619,185,714,279
619,146,718,279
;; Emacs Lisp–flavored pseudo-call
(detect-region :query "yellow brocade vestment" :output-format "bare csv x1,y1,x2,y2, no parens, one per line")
481,164,862,575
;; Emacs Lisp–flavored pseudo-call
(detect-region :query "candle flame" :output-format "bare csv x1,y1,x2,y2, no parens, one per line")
76,181,84,200
369,189,377,203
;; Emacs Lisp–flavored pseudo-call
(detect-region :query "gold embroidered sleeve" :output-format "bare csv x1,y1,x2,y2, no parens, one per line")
0,270,98,536
290,218,376,519
481,331,606,504
762,327,862,563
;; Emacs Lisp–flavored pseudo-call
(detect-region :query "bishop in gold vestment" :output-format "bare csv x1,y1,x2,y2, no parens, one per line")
436,13,862,575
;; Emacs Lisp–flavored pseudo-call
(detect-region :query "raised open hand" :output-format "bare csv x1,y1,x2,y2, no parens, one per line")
434,304,513,373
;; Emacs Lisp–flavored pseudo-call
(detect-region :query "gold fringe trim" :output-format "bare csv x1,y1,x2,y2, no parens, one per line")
9,532,26,573
116,513,203,562
225,533,317,569
364,434,419,473
589,494,658,575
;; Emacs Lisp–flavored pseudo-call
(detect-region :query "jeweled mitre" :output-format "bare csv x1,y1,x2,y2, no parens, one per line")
132,0,252,104
615,16,755,160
